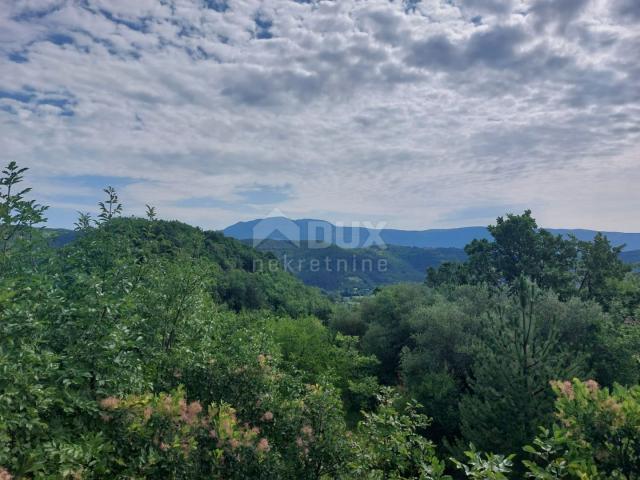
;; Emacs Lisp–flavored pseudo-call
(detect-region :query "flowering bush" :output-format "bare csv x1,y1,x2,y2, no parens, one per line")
523,379,640,479
101,387,274,478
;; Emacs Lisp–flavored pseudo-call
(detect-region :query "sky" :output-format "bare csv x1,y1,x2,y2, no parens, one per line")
1,0,639,232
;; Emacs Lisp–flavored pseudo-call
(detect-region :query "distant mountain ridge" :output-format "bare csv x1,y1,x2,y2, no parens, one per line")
44,224,639,295
621,249,640,266
249,239,467,295
224,217,640,251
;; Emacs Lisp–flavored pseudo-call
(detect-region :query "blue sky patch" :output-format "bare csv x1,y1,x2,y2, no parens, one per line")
0,89,36,103
49,175,137,198
204,0,229,13
254,14,274,39
0,88,76,116
8,52,29,63
46,207,88,229
48,33,75,46
12,4,61,22
0,105,17,115
41,175,138,227
404,0,421,13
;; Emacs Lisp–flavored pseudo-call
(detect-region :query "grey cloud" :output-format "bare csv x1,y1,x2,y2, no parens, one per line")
220,66,325,106
457,0,514,15
614,0,640,22
466,25,527,68
529,0,591,33
405,35,464,70
236,183,294,204
406,25,528,71
356,7,407,45
565,71,640,108
0,0,639,231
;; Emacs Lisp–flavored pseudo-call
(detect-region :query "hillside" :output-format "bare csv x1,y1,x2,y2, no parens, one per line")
56,218,333,318
252,239,466,295
4,164,640,479
47,227,639,295
621,249,640,264
225,217,640,250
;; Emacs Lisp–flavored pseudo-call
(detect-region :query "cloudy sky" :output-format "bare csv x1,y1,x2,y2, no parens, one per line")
1,0,639,231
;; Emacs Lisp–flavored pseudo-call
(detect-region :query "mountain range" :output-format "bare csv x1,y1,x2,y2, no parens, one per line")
45,220,640,295
250,239,466,295
224,217,640,251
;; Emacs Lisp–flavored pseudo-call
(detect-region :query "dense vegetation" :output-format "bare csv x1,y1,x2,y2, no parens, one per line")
2,162,640,479
252,239,466,296
253,239,638,297
42,232,640,298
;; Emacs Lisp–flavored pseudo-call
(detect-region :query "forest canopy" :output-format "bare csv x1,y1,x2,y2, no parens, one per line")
1,162,639,479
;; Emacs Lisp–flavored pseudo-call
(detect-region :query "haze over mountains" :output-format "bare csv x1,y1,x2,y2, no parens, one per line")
224,217,640,251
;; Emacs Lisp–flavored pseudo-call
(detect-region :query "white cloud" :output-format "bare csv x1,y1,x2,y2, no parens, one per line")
0,0,638,231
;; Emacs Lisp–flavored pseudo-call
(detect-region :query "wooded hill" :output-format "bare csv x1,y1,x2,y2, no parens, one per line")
2,162,640,479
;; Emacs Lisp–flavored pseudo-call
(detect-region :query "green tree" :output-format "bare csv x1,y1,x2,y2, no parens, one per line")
359,284,436,384
74,211,93,231
576,232,630,309
425,262,470,288
400,286,489,441
0,161,48,258
427,211,581,298
145,204,157,221
466,211,577,295
97,186,123,223
267,315,378,417
459,278,586,454
346,388,450,480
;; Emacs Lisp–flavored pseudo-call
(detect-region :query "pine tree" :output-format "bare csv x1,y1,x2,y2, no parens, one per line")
459,277,585,454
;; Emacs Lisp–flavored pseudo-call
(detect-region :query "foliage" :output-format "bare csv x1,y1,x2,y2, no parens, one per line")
576,233,631,309
74,211,93,232
451,445,514,480
523,379,640,479
425,262,469,288
345,388,450,480
145,204,157,221
255,239,466,296
0,162,48,263
2,162,640,479
399,286,489,441
97,186,123,223
266,315,379,415
358,284,436,384
459,279,587,454
591,318,640,387
100,387,274,478
427,210,632,309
